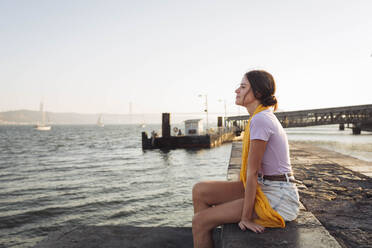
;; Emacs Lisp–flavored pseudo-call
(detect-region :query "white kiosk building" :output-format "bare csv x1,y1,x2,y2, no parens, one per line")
184,119,203,136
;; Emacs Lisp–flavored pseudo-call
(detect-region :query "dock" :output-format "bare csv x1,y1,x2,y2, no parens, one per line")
142,113,236,149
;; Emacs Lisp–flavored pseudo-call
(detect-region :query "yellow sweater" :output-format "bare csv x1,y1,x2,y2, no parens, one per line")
239,104,285,228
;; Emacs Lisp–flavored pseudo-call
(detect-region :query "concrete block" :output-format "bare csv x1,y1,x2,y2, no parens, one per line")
221,210,341,248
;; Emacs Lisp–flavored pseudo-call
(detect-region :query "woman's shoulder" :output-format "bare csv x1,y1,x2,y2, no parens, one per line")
251,109,274,126
249,110,275,140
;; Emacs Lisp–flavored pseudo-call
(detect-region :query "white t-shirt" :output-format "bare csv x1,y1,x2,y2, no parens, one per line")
249,109,292,175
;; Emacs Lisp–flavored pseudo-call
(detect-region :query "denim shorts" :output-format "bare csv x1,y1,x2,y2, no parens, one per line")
258,176,300,221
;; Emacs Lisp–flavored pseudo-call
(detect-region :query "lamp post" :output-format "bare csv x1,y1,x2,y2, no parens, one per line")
218,99,227,118
198,94,208,132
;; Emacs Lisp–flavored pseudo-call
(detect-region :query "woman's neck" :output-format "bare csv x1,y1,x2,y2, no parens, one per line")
246,100,261,115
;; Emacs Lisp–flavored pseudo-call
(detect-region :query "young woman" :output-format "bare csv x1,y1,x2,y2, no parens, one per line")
192,70,300,248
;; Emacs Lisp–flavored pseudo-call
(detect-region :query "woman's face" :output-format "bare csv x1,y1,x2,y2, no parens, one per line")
235,76,256,107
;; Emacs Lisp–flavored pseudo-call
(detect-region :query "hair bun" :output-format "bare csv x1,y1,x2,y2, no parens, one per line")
262,95,277,107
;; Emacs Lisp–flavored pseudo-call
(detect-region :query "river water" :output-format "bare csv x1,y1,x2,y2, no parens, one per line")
0,124,371,247
286,124,372,162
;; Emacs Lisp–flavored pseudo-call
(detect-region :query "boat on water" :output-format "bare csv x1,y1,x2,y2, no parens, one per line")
97,114,104,127
35,102,51,131
139,114,146,128
35,125,51,131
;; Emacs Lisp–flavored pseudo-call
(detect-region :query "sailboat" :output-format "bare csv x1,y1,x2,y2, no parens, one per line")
139,113,146,128
35,102,51,131
97,114,104,127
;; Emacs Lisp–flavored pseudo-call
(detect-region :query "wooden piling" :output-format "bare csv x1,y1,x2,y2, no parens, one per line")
339,123,345,130
162,113,170,138
217,117,223,127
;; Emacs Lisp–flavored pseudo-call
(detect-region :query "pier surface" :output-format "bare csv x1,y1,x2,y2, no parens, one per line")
289,141,372,248
34,141,371,248
290,141,372,177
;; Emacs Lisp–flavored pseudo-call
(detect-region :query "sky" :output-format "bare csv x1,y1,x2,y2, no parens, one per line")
1,0,371,116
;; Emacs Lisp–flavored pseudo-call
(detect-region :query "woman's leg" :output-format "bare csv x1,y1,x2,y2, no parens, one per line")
192,180,244,214
192,198,244,248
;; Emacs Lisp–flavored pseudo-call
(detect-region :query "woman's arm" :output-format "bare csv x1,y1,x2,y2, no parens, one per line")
238,139,267,233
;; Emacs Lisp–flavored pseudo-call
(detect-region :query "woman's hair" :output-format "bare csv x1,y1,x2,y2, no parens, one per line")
245,70,278,111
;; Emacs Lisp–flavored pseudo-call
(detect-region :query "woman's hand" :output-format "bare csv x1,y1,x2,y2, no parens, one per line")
238,219,265,233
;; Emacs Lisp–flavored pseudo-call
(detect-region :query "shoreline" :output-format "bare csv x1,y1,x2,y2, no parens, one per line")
290,141,372,248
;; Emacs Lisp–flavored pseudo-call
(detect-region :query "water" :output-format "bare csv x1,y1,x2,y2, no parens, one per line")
286,124,372,162
0,124,371,247
0,125,231,247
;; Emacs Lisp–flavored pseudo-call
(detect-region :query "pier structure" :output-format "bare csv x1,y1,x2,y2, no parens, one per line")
142,113,235,149
225,104,372,135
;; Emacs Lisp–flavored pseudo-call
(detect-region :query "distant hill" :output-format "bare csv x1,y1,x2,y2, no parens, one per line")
0,110,42,124
0,110,223,125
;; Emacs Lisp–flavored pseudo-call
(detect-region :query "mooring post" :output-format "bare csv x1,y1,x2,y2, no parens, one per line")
352,127,361,135
162,113,171,138
217,116,223,127
217,116,223,134
352,125,361,135
339,123,345,131
141,132,148,149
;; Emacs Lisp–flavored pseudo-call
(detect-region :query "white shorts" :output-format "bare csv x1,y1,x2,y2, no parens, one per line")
258,177,300,221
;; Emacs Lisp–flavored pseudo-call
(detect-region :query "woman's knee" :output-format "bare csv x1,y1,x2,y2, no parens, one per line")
192,181,208,202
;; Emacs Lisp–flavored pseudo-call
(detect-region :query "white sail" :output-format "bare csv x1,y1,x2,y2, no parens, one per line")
35,102,51,131
97,114,104,127
139,113,146,128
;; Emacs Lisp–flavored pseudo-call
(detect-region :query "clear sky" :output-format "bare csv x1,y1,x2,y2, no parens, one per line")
1,0,371,115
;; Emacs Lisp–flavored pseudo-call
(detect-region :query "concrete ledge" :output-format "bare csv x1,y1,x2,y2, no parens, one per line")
221,141,341,248
221,210,340,248
34,225,195,248
34,225,223,248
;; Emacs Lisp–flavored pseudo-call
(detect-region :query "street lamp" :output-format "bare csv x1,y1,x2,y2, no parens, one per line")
198,94,208,131
218,99,227,118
